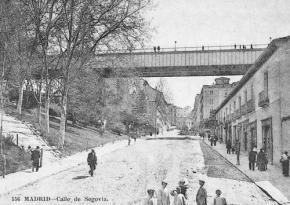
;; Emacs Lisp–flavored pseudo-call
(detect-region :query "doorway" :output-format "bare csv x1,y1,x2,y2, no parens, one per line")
262,118,273,164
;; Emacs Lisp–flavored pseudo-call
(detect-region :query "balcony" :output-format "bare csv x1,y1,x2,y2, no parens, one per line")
246,99,255,113
258,90,269,107
241,104,247,116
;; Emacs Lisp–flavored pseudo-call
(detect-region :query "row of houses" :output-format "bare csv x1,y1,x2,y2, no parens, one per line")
192,36,290,165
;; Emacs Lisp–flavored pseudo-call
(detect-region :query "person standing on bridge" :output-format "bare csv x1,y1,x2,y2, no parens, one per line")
196,180,207,205
226,140,231,154
157,181,170,205
157,46,160,52
87,149,97,176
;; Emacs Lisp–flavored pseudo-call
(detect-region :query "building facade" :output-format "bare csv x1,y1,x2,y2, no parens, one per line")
199,77,237,130
213,36,290,165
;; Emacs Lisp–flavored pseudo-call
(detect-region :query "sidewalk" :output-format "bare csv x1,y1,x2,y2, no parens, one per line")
203,138,290,204
0,139,131,197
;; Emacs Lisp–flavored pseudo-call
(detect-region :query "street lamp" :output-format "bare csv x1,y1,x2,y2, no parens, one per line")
174,41,177,51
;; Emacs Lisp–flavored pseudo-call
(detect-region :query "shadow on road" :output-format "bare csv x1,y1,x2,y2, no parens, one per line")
146,136,199,140
72,176,90,180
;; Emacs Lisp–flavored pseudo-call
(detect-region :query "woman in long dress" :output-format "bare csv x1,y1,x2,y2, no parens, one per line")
257,149,266,171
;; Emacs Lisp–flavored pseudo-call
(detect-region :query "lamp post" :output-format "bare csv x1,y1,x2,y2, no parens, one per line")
174,41,177,51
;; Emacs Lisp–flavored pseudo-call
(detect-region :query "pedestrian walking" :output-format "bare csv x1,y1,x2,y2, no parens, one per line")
157,181,170,205
226,140,231,154
154,46,157,52
31,146,41,172
213,135,218,146
157,46,161,52
257,149,267,171
248,147,257,171
280,151,290,176
210,135,214,146
87,149,97,176
235,141,241,165
144,189,155,205
196,180,207,205
128,136,131,146
213,189,227,205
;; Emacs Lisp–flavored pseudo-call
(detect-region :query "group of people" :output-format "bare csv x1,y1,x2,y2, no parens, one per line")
248,146,268,171
225,140,241,155
144,180,227,205
28,146,41,172
209,135,218,146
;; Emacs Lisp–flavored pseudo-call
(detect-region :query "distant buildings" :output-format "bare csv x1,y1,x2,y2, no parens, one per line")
176,106,192,129
198,77,237,131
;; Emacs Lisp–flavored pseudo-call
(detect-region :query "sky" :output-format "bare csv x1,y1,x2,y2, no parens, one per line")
142,0,290,108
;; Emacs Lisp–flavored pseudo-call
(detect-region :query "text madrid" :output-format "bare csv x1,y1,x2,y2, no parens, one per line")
23,196,109,202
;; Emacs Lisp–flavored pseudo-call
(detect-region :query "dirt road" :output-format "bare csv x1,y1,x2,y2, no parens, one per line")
1,138,277,205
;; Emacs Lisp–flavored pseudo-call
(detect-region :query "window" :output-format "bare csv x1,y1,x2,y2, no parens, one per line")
251,83,254,99
264,71,269,97
244,90,247,104
210,90,213,95
210,98,213,105
239,96,241,109
225,92,228,97
234,101,236,110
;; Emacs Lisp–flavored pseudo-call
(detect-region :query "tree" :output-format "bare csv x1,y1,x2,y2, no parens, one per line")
156,78,173,103
21,0,152,148
0,0,38,116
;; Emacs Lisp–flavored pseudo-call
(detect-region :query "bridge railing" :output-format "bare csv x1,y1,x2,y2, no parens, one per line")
96,44,268,54
94,45,266,68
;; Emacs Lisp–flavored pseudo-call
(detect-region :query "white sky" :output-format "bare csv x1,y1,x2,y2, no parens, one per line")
143,0,290,108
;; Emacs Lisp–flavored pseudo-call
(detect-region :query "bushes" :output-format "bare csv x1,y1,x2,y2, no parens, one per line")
0,137,31,175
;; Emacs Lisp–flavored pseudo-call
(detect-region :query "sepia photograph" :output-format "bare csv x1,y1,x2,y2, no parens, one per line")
0,0,290,204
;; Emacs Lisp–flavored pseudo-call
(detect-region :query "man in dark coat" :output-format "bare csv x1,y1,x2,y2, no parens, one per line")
213,135,218,146
226,140,231,154
87,149,97,176
210,135,214,146
248,148,257,170
196,180,207,205
31,146,41,172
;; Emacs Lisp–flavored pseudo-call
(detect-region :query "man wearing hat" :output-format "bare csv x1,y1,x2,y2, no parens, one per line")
196,180,207,205
144,189,155,205
87,149,97,176
157,181,170,205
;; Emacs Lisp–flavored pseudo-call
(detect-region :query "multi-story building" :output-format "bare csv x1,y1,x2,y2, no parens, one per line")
191,94,201,131
213,35,290,165
176,106,192,129
199,77,237,130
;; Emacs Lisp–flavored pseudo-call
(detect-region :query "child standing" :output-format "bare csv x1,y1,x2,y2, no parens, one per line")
213,189,227,205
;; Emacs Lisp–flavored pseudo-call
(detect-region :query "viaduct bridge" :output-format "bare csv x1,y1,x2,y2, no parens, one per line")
94,44,267,77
